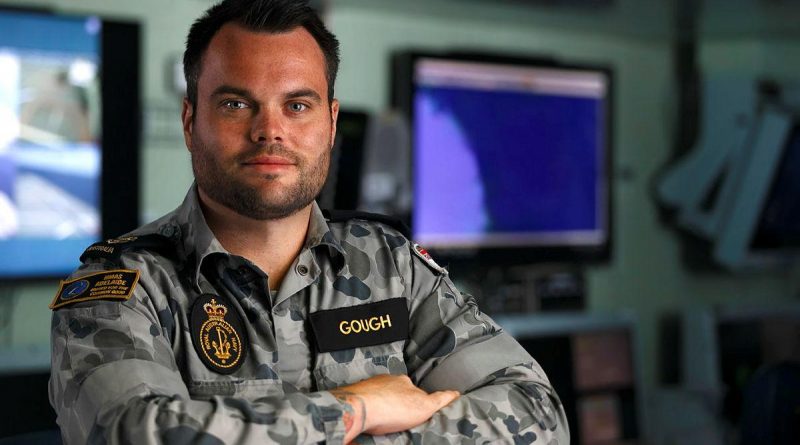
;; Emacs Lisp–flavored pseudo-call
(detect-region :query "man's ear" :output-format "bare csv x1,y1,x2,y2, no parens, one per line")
181,98,194,151
329,98,339,148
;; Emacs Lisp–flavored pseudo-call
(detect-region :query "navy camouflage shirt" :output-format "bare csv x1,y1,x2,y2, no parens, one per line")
49,185,569,444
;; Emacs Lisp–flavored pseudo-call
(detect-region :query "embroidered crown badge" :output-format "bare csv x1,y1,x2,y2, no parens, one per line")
198,298,241,368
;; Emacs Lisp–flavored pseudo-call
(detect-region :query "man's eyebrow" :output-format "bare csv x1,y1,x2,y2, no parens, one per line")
210,85,255,100
285,88,323,104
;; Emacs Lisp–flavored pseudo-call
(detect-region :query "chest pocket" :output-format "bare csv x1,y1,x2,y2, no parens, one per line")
312,341,407,390
179,315,285,400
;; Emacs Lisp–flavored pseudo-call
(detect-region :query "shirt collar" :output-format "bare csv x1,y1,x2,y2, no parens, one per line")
171,184,346,288
306,201,346,259
172,184,228,288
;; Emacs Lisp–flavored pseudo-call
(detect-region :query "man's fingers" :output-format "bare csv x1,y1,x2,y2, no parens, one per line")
431,390,460,409
337,375,461,437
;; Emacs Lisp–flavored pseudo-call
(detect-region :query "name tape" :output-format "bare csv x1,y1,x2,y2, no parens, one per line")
309,298,409,352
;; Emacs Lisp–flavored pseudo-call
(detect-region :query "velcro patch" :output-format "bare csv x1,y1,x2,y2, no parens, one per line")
309,298,409,353
50,270,140,310
80,234,174,264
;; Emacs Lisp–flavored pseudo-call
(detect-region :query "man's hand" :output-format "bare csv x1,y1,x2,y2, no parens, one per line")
330,374,460,443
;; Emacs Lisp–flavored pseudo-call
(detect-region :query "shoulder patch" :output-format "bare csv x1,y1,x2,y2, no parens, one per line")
80,233,174,264
412,243,447,275
322,209,411,238
50,269,140,310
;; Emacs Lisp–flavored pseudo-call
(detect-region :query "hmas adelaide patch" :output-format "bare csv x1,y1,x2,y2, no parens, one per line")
50,270,140,310
190,294,247,374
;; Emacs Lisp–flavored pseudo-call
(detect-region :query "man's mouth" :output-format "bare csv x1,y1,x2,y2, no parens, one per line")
241,155,297,173
243,155,295,166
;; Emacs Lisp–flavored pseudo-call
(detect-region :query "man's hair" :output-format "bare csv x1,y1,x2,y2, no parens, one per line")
183,0,340,107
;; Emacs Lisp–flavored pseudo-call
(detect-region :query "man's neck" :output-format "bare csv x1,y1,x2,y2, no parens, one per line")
196,188,311,291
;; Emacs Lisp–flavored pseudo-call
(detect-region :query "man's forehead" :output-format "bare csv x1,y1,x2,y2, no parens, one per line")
191,22,328,101
196,23,327,91
205,23,323,64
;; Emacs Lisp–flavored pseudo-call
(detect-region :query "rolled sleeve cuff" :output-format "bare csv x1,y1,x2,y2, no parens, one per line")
316,390,348,445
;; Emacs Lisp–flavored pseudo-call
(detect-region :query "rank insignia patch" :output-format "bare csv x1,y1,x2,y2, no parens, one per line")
50,270,140,310
190,294,247,374
79,233,175,264
106,235,139,244
309,298,409,352
412,243,446,275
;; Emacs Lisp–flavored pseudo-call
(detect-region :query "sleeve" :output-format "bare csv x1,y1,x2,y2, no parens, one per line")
366,251,570,444
48,262,349,445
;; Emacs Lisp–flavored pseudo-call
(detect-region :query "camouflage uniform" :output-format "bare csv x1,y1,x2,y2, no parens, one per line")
49,185,569,444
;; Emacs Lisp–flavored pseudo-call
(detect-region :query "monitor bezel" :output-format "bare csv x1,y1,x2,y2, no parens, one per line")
391,50,614,265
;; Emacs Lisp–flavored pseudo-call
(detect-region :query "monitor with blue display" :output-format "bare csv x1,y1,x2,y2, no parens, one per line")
749,124,800,251
392,52,612,263
0,8,140,280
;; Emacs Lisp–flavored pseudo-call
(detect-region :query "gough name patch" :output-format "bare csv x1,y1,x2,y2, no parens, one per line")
309,298,409,352
50,270,140,310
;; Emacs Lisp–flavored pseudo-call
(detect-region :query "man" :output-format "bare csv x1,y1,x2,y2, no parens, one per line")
49,0,569,443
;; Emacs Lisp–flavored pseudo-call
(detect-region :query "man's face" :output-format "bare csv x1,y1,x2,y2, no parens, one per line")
182,23,339,220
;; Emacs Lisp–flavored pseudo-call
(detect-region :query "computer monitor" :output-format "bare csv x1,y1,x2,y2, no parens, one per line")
317,110,370,211
744,123,800,258
0,8,140,280
392,52,612,264
712,106,800,269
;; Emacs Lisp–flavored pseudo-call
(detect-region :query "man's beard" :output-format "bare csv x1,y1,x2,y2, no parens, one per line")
191,137,331,221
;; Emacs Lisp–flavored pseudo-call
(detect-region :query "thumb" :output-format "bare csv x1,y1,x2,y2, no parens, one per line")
431,390,460,409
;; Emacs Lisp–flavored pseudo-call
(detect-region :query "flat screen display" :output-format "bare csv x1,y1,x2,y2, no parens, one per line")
0,11,102,278
406,56,610,259
751,125,800,250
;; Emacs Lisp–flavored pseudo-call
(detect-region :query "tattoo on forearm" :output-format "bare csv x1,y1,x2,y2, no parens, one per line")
331,390,367,434
334,391,355,432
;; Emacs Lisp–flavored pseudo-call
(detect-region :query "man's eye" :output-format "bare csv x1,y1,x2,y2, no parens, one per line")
288,102,308,112
223,100,247,110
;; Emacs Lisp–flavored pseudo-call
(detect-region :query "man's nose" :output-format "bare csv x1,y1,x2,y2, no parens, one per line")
250,107,284,143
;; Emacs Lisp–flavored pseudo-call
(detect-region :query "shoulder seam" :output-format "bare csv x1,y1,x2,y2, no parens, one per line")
322,209,410,238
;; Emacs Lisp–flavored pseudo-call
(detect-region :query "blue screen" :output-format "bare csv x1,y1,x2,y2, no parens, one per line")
412,59,609,249
0,11,101,279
